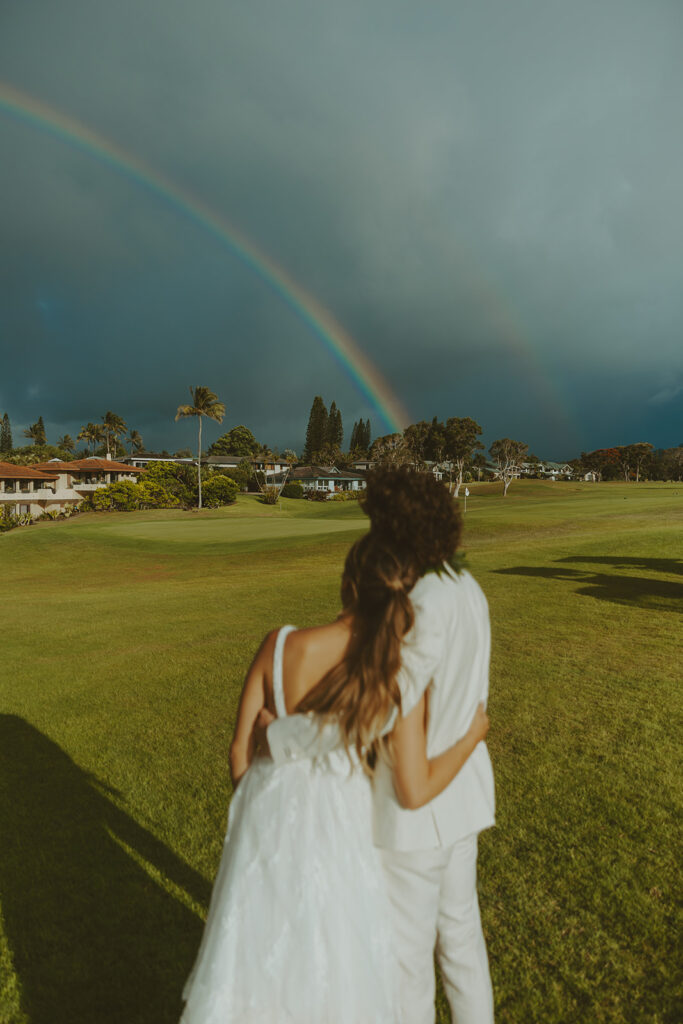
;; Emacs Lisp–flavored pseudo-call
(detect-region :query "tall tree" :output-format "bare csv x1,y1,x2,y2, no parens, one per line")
654,445,683,481
77,422,104,456
175,386,226,509
128,429,144,455
445,417,484,496
617,442,653,482
369,433,410,465
425,417,446,464
472,452,488,481
489,438,528,496
403,421,430,468
579,448,620,482
363,419,372,452
208,424,260,458
22,417,46,447
1,413,13,454
23,423,39,446
326,402,343,450
57,434,75,453
101,411,127,457
302,396,329,463
349,418,371,456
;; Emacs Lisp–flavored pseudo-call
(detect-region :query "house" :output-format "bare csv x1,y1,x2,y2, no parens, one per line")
118,452,194,469
292,465,367,495
0,463,61,517
205,455,291,480
542,461,573,480
27,455,145,512
519,461,573,480
119,452,290,480
351,459,444,480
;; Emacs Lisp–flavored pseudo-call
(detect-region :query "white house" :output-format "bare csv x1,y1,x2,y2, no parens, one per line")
351,459,444,480
120,452,290,480
519,461,573,480
14,455,145,514
292,465,367,494
0,463,61,517
119,453,195,469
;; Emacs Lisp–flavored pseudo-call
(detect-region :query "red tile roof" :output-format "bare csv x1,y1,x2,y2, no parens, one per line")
0,461,58,480
31,459,145,473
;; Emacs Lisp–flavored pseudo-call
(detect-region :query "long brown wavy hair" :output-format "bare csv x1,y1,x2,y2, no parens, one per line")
297,466,462,771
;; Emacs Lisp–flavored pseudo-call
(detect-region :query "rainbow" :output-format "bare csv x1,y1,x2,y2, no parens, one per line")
0,82,411,434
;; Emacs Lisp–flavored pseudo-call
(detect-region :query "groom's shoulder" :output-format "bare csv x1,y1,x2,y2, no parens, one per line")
411,566,486,618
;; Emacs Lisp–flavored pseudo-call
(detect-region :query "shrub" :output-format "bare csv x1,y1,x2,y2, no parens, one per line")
0,506,18,532
145,462,196,506
259,485,280,505
91,480,139,511
223,458,253,491
136,480,180,509
281,481,304,499
202,475,239,508
330,489,362,501
306,490,329,501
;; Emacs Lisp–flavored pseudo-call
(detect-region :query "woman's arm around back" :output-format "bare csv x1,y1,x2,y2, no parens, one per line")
391,695,489,810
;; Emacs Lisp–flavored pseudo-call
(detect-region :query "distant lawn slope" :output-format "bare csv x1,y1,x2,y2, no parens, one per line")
1,482,680,1024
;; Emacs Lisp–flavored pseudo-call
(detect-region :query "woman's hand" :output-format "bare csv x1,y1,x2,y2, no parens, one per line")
467,702,490,745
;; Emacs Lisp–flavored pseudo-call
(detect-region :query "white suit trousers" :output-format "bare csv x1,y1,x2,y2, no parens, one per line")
380,834,493,1024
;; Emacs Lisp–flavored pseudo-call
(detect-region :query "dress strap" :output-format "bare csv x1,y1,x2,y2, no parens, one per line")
272,625,296,718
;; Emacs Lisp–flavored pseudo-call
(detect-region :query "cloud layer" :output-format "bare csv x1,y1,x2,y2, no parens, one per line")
1,0,681,456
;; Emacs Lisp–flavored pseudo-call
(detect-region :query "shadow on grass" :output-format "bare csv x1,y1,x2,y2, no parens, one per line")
558,555,682,576
494,558,682,612
0,716,211,1024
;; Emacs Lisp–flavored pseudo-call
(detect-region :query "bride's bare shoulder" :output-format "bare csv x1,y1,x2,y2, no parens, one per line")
286,618,351,662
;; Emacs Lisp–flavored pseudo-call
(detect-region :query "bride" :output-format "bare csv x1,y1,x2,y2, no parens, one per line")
180,473,489,1024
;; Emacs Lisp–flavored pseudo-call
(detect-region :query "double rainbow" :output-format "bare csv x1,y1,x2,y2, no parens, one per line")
0,82,411,434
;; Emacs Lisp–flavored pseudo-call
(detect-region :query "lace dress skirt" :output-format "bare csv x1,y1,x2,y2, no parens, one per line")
180,750,401,1024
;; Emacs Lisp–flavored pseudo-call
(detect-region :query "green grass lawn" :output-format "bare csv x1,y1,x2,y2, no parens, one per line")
1,483,680,1023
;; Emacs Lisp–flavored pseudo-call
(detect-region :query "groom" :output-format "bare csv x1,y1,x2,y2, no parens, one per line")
372,561,495,1024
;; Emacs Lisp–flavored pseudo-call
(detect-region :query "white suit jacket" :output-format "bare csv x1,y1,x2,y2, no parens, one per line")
372,565,495,852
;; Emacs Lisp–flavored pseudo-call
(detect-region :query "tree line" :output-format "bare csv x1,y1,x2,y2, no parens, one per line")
2,397,680,490
0,410,145,462
569,443,683,483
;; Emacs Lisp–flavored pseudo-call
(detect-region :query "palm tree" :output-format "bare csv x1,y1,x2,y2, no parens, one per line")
101,411,127,457
57,434,75,453
175,386,226,509
128,429,144,455
77,423,104,456
22,424,40,446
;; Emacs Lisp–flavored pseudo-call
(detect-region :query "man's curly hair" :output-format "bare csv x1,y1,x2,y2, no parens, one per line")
360,464,462,574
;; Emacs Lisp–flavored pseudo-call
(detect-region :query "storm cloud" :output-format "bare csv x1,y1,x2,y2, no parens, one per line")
1,0,681,456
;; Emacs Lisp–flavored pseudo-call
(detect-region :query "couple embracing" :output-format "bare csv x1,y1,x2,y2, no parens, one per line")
180,467,495,1024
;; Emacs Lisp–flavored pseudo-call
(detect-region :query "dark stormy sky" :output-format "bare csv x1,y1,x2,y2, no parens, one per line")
1,0,681,458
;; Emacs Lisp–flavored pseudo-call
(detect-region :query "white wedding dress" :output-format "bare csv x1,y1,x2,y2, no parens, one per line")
180,625,401,1024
